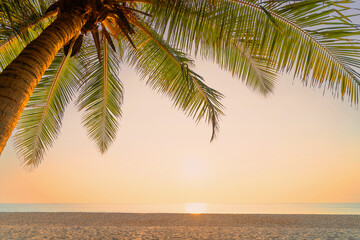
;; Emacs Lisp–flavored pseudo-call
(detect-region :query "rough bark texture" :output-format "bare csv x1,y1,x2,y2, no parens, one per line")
0,12,86,155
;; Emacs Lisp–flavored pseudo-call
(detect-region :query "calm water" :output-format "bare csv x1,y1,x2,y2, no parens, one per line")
0,203,359,215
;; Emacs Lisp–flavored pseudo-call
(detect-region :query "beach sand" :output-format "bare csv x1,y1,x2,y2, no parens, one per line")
0,213,359,239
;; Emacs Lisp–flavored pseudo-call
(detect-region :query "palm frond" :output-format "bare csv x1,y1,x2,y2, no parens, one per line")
137,0,279,94
77,36,124,153
261,0,360,102
0,4,57,70
144,0,360,103
14,52,81,168
126,20,224,140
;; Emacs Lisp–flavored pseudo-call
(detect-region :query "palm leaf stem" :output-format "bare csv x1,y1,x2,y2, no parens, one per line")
130,19,178,62
231,39,268,91
131,19,211,102
26,53,69,166
102,37,109,147
103,19,120,39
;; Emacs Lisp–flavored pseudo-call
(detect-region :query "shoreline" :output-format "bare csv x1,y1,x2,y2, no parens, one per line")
1,212,360,215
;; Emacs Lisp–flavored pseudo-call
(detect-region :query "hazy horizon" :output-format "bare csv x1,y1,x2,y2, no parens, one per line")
1,203,360,215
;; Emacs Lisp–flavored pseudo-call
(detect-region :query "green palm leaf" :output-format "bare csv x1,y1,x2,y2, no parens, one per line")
126,20,224,140
77,37,124,153
14,52,81,167
0,1,56,70
145,0,360,103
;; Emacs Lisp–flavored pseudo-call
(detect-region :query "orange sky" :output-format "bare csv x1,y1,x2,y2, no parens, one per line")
1,58,360,204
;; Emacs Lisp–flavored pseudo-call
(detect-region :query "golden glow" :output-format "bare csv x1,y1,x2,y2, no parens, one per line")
1,61,360,205
185,203,207,214
182,157,206,179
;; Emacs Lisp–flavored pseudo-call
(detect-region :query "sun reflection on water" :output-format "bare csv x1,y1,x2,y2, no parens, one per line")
185,203,207,214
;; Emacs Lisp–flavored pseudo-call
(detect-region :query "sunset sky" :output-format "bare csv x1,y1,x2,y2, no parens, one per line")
1,56,360,205
1,3,360,205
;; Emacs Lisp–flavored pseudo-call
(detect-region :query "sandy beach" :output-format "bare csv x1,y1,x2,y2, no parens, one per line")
0,213,359,239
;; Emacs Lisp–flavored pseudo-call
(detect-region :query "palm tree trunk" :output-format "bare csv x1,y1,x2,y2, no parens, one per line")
0,12,86,155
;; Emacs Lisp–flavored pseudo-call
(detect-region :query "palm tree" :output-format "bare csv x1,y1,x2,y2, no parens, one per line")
0,0,359,167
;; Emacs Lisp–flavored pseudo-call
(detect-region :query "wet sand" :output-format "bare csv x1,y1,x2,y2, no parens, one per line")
0,213,359,239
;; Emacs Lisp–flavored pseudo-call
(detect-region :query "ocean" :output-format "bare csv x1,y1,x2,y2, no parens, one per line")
0,203,359,215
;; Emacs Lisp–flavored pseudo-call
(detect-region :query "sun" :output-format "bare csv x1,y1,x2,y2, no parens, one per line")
185,203,207,214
